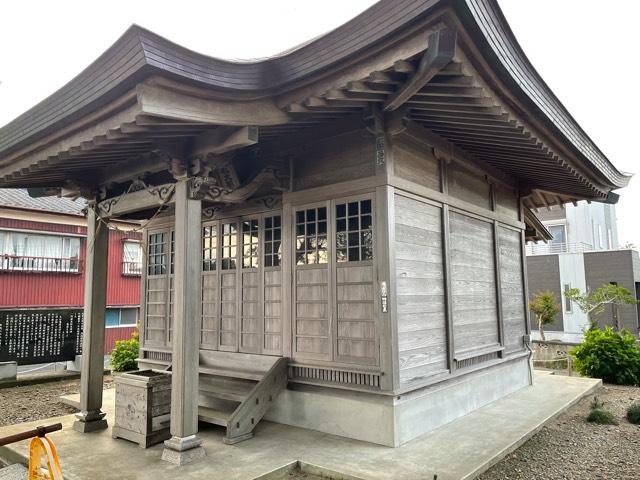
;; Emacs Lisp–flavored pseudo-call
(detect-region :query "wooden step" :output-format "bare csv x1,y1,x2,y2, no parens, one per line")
199,376,257,403
198,406,234,427
199,366,264,382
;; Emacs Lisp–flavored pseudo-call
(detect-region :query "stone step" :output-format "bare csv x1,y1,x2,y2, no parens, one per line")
198,406,234,427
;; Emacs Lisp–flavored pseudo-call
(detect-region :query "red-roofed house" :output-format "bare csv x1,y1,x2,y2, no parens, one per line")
0,189,141,355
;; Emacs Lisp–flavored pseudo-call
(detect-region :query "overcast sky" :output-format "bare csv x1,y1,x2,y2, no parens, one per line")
1,1,638,245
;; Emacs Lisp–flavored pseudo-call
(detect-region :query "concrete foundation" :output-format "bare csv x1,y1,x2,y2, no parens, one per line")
0,362,17,381
266,355,531,447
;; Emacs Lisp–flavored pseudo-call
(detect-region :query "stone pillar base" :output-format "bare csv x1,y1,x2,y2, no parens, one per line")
73,410,108,433
161,435,206,465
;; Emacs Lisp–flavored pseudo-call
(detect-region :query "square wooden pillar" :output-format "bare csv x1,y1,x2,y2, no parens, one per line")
161,178,206,465
74,206,109,433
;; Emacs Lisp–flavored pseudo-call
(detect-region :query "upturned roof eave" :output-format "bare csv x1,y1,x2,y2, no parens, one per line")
0,0,629,191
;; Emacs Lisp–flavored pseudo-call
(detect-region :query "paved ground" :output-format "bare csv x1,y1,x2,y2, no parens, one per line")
0,372,599,480
479,383,640,480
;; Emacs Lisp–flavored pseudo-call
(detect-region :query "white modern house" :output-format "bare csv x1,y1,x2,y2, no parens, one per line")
527,202,639,342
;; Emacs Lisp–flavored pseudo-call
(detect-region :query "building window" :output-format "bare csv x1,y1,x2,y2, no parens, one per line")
547,224,566,246
598,225,603,249
122,241,142,275
607,228,613,250
147,232,166,275
202,225,218,271
221,222,238,270
563,283,572,313
0,230,81,273
295,207,328,265
106,308,138,327
242,219,259,269
336,199,373,262
264,215,282,267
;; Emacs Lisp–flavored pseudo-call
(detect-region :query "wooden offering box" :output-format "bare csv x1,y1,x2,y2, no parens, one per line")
112,369,171,448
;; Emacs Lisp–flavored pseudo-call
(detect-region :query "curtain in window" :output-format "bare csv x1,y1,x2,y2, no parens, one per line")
123,242,140,262
0,230,81,271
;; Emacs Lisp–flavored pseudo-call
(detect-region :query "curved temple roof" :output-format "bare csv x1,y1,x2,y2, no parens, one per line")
0,0,630,203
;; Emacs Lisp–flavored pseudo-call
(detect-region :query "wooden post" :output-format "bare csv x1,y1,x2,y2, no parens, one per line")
73,206,109,433
161,178,206,465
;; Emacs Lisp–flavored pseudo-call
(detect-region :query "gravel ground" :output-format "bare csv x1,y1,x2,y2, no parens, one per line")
479,383,640,480
0,376,113,428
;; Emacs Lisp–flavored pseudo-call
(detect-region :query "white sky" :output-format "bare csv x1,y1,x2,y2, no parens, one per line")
1,1,638,245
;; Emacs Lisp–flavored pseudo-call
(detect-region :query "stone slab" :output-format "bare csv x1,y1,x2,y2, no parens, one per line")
0,362,17,381
0,372,601,480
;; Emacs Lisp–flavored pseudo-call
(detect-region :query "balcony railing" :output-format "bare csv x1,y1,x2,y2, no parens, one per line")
525,242,594,256
122,261,142,276
0,255,82,273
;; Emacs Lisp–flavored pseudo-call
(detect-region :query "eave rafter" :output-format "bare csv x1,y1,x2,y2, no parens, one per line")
280,27,610,209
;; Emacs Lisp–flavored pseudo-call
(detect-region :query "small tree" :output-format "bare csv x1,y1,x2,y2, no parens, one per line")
529,291,560,341
564,284,638,330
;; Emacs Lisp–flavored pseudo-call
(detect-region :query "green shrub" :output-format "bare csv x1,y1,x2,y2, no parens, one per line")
570,327,640,385
587,408,618,425
626,402,640,424
110,331,139,372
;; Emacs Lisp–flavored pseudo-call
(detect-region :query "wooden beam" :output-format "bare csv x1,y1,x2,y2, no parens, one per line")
192,126,258,158
384,28,457,112
97,183,176,219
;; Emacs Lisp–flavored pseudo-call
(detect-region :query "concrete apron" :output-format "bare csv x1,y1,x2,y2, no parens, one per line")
0,372,600,480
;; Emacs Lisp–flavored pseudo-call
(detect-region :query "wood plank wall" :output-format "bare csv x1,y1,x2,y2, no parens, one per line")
392,133,527,390
138,126,529,394
394,195,448,384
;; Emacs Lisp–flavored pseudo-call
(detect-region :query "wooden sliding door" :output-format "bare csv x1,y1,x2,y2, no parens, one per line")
200,212,283,355
293,195,377,366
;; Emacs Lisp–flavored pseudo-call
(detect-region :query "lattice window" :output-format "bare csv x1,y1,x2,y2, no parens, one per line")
336,199,373,262
221,222,238,270
264,215,282,267
147,232,167,275
170,230,175,274
295,207,328,265
202,225,218,271
242,219,259,269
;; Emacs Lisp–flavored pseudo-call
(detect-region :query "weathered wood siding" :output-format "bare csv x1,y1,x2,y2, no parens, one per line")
394,194,448,385
449,212,499,353
498,227,526,354
494,185,519,220
448,163,491,211
393,137,440,190
293,131,375,191
391,134,528,391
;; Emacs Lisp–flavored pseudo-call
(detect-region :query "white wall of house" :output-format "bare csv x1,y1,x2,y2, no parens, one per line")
557,253,589,334
563,202,618,250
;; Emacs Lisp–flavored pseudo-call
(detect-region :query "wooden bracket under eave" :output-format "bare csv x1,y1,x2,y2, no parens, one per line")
383,28,457,112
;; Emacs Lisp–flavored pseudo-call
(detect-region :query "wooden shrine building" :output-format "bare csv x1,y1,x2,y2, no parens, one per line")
0,0,629,464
